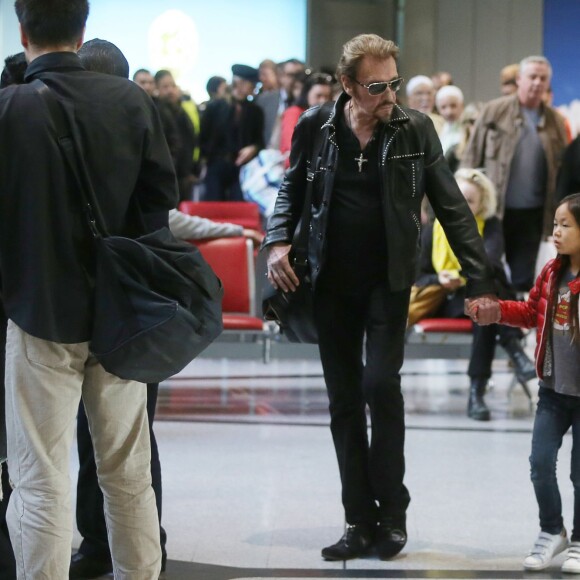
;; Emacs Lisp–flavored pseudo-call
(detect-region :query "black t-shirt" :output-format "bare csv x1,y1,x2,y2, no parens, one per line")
319,113,388,294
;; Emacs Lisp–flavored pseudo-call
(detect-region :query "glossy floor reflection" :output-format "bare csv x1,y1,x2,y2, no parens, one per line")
72,355,575,579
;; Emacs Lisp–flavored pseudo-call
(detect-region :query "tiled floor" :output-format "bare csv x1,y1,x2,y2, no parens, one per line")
70,352,576,580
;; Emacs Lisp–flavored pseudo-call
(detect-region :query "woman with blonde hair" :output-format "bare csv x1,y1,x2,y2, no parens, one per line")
409,168,535,420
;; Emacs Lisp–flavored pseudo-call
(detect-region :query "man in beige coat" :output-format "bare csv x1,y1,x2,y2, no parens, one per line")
461,56,568,290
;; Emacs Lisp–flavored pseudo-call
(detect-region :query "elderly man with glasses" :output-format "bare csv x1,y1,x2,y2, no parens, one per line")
264,34,497,561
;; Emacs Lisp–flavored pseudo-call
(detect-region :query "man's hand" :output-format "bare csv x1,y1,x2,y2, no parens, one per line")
438,270,463,291
235,145,258,167
465,294,501,325
242,228,264,247
266,243,299,293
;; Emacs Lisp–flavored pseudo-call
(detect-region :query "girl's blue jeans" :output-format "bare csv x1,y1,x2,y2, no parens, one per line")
531,386,580,540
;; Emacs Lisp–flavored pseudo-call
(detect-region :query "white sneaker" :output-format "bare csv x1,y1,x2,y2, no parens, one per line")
523,529,568,571
562,541,580,574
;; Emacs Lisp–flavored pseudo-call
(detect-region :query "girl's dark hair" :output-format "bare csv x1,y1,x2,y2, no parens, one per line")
15,0,89,47
295,72,334,109
554,192,580,344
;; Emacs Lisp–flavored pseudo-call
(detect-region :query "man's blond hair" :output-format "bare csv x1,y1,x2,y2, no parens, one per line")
336,34,399,82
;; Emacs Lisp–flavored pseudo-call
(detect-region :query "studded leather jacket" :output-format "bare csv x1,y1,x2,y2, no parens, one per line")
264,92,496,296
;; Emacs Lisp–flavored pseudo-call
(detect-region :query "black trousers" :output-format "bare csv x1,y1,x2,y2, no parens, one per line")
314,282,411,525
202,157,244,202
468,323,522,380
76,383,166,560
503,207,544,292
438,276,524,381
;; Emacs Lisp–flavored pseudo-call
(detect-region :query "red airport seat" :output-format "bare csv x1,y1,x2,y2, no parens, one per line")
414,318,473,334
179,201,262,232
194,237,261,328
193,237,273,362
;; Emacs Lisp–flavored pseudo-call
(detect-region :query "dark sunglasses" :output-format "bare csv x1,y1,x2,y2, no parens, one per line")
350,76,404,96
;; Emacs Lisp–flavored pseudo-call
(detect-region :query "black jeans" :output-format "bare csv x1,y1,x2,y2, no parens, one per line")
314,283,411,525
76,383,166,560
503,207,544,291
468,323,523,380
530,387,580,540
439,287,524,381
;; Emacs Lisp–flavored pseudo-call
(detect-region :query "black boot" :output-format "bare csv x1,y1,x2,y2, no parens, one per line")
376,516,407,560
502,337,536,383
468,379,490,421
321,523,375,561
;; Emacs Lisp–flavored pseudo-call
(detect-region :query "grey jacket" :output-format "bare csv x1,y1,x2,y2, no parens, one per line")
168,209,243,240
461,94,568,235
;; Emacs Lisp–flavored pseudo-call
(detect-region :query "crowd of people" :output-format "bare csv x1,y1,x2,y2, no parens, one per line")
1,2,580,580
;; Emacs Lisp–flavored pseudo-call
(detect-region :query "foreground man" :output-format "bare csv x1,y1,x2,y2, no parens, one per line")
0,1,177,578
264,34,497,561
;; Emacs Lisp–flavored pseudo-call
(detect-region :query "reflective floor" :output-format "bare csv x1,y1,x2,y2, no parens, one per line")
70,349,576,580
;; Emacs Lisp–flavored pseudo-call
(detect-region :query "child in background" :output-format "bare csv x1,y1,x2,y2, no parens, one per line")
471,192,580,573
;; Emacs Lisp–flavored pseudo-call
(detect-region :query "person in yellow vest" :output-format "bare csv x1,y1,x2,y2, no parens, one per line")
155,69,201,201
409,169,535,420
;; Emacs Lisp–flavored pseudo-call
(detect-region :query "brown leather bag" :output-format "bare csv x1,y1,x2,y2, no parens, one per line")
407,284,448,328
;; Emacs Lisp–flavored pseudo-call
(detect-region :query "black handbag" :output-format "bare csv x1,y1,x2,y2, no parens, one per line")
262,107,328,344
34,80,223,383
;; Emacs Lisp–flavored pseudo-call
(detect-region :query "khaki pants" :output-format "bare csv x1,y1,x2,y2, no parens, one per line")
5,321,161,580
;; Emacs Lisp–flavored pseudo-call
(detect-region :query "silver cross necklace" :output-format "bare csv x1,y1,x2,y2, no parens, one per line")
348,102,368,173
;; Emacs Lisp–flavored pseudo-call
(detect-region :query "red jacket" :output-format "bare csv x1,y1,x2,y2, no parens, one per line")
499,258,562,379
279,105,305,169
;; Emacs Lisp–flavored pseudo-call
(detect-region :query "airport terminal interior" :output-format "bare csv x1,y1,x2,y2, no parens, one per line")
1,1,580,579
76,343,553,580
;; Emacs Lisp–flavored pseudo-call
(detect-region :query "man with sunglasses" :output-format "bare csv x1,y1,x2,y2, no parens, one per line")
264,34,497,561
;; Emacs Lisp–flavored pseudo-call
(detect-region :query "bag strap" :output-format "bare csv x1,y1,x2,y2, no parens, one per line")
292,103,332,276
31,79,109,238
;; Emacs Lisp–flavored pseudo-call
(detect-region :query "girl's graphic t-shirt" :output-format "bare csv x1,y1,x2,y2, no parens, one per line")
543,270,580,396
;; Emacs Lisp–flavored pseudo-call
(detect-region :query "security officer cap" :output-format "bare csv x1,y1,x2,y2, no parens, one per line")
231,64,259,84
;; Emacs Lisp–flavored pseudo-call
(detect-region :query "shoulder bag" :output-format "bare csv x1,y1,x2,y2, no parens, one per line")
261,105,329,344
34,80,223,383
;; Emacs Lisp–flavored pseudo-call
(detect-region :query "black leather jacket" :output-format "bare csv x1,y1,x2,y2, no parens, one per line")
264,93,496,297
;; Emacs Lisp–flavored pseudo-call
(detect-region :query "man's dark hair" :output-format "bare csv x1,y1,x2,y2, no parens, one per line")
206,75,225,97
295,72,334,109
14,0,89,47
78,38,129,79
0,52,27,88
154,69,172,85
132,68,151,81
279,58,305,68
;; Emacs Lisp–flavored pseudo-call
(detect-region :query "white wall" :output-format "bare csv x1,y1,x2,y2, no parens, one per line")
0,0,22,59
0,0,307,103
307,0,544,105
308,0,396,71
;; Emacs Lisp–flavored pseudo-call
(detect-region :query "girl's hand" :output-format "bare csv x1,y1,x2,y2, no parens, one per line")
465,295,501,325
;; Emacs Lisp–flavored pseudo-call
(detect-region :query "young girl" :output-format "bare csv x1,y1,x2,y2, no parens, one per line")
479,193,580,572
